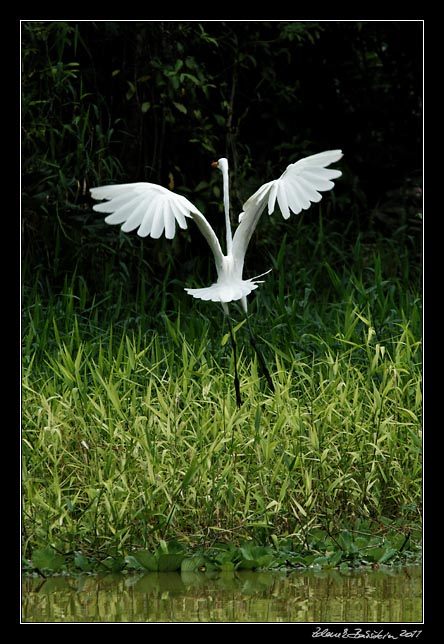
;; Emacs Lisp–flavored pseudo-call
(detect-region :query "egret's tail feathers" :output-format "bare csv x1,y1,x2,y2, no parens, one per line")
185,277,262,304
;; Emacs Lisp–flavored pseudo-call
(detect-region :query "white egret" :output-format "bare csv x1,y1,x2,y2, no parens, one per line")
90,150,343,406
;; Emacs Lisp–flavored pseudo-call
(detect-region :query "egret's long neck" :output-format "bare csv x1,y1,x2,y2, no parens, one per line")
221,163,233,255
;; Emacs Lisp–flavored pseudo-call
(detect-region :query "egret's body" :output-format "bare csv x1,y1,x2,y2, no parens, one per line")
91,150,343,405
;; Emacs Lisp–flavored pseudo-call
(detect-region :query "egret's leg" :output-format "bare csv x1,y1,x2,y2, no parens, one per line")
223,304,242,408
245,314,274,392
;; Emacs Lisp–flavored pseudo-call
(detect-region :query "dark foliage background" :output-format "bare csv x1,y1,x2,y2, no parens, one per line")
21,20,422,299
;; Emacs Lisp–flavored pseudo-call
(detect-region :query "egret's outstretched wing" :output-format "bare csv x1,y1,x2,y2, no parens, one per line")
90,182,224,273
232,150,343,270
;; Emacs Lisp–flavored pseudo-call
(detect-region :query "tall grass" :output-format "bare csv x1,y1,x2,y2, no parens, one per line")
21,219,422,563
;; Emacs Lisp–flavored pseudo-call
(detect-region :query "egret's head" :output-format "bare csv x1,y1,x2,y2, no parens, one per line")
211,158,229,174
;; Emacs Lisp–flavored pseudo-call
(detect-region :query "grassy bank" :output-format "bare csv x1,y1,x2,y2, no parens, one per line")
21,215,422,573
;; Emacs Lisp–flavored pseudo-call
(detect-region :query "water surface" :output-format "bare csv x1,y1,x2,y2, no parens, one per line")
22,565,422,623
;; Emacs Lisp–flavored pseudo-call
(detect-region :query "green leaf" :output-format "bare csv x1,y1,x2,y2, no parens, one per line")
179,72,199,85
173,101,187,115
157,553,184,572
133,550,158,571
221,320,246,347
32,548,66,572
311,555,329,567
125,555,146,571
219,561,235,572
181,556,206,572
180,457,200,489
327,550,343,567
363,545,397,564
338,530,357,554
101,556,126,572
257,554,275,568
237,558,258,570
240,546,254,560
163,539,186,554
74,552,92,572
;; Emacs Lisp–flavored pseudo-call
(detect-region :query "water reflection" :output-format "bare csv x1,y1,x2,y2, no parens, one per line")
22,565,422,623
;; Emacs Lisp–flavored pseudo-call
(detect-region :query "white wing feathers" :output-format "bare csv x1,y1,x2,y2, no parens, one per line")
232,150,342,274
91,181,225,276
90,182,199,240
240,149,343,221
